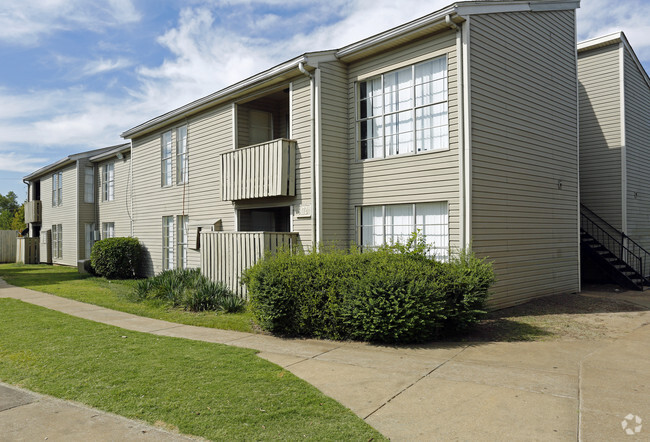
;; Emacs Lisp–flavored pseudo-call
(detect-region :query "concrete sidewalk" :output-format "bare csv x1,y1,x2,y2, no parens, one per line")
1,278,649,441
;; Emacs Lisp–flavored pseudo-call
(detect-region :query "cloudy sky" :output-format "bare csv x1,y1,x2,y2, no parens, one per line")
1,0,648,199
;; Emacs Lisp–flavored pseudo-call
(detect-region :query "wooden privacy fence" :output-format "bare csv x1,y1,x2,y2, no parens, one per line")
200,231,300,298
16,237,39,264
0,230,18,263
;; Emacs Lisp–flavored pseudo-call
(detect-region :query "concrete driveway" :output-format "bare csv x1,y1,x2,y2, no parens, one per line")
1,279,649,441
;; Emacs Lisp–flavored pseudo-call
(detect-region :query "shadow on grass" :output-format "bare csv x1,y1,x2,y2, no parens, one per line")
0,264,91,287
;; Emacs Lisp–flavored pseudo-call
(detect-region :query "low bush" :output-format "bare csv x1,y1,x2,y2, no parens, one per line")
90,237,142,279
242,238,494,343
132,268,245,313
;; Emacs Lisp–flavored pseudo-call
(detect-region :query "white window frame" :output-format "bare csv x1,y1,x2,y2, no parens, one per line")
356,55,449,160
176,126,188,184
162,216,174,271
52,171,62,206
357,202,449,260
102,163,114,202
102,222,115,239
177,215,188,269
84,166,94,203
52,224,63,259
161,131,173,187
85,223,95,259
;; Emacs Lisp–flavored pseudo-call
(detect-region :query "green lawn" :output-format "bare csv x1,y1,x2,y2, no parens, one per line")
0,264,254,332
0,299,384,440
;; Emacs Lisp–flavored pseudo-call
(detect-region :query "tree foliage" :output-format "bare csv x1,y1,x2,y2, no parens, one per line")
0,191,23,230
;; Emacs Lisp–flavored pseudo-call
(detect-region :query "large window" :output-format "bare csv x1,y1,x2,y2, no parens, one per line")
102,222,115,239
176,126,188,184
358,56,448,160
52,224,63,259
161,131,173,187
358,202,448,260
177,215,188,269
51,171,62,206
162,216,174,270
102,163,114,202
84,166,94,203
85,223,95,259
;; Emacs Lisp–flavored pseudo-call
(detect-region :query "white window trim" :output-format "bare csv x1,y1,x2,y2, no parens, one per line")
177,215,188,269
161,131,173,187
162,216,174,271
102,222,115,239
84,166,94,203
102,163,114,202
52,171,62,206
357,202,449,260
176,126,188,184
356,55,449,161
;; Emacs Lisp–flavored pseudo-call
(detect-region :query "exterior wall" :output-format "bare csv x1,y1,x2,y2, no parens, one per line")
469,10,579,308
40,163,79,266
96,153,132,240
578,44,623,229
624,48,650,250
319,60,350,244
131,74,313,276
346,30,461,250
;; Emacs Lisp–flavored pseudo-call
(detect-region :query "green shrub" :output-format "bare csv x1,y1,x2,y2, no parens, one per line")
90,237,142,279
132,268,241,312
242,240,494,343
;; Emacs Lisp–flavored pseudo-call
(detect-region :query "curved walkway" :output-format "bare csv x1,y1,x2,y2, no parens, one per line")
1,278,649,441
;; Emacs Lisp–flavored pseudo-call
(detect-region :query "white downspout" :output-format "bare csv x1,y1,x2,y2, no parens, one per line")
129,141,134,237
298,60,318,247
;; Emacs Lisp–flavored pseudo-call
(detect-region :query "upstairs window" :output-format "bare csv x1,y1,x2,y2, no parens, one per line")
84,166,94,203
358,55,448,160
102,163,114,202
176,126,188,184
161,131,173,187
51,171,62,206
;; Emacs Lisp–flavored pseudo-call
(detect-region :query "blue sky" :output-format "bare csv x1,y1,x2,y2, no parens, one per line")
1,0,649,200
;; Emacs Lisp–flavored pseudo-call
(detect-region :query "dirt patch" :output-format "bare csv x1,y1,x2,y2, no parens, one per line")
459,291,649,342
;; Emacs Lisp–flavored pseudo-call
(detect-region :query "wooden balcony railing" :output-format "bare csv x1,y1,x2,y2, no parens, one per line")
200,231,300,297
221,139,296,201
24,200,42,224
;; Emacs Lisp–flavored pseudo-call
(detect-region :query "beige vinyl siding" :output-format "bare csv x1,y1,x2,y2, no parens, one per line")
132,74,313,276
578,44,622,229
469,10,579,308
77,158,96,260
40,163,78,266
624,48,650,250
347,30,460,250
319,60,350,243
96,154,132,239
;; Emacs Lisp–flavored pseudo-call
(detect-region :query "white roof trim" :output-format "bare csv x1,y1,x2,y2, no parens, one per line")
456,1,579,15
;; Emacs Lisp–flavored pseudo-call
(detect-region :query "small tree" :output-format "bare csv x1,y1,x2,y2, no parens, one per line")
11,205,26,231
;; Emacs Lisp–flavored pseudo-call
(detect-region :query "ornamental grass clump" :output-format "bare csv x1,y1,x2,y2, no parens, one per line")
242,233,494,343
132,268,245,313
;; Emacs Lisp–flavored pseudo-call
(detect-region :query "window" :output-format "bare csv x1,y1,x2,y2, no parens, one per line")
358,56,448,159
52,224,63,259
102,222,115,239
103,163,114,201
85,223,95,259
162,216,174,270
84,166,94,203
161,131,173,186
176,126,188,184
51,171,62,206
177,215,188,269
358,202,448,260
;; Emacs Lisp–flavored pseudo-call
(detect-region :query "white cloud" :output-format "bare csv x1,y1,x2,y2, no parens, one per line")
81,58,134,77
0,152,50,173
0,0,141,45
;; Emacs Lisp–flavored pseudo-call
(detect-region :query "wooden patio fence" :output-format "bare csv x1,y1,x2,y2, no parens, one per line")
200,231,299,298
0,230,18,263
16,237,39,264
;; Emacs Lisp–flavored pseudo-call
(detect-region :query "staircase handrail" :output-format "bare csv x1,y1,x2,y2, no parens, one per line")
580,204,650,258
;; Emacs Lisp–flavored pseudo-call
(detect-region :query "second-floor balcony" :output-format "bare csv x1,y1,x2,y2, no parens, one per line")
24,200,42,224
221,138,296,201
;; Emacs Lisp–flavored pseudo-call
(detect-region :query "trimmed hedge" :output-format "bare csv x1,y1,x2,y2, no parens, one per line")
242,246,494,343
90,237,142,279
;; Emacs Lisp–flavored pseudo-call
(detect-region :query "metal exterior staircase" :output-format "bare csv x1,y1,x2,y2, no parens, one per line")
580,204,650,290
